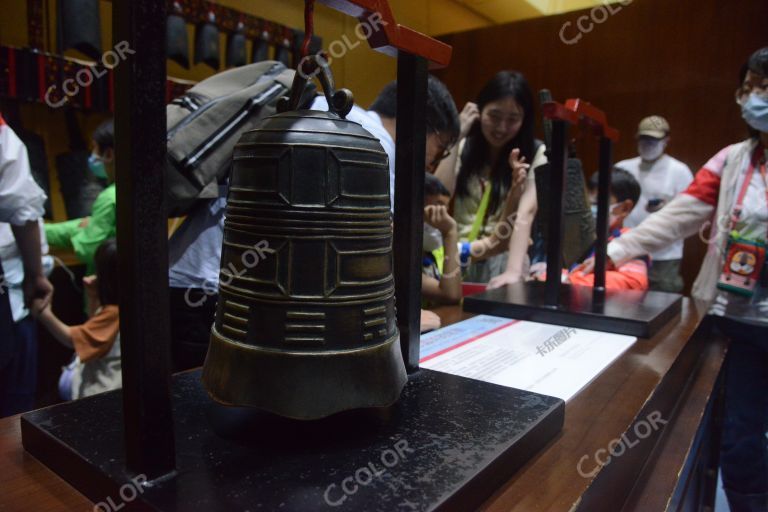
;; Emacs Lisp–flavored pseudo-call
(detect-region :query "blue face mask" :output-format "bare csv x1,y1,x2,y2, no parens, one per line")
88,152,108,179
741,93,768,133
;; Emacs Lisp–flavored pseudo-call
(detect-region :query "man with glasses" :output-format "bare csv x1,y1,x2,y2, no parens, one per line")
311,76,460,205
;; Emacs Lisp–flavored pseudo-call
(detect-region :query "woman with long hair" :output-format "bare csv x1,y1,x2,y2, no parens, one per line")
435,71,547,285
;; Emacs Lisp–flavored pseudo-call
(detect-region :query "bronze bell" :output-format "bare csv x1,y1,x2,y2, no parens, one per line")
202,57,407,420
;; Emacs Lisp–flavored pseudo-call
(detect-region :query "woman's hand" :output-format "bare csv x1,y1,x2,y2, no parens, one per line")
572,256,616,276
487,271,523,289
424,205,458,237
459,102,480,140
508,148,530,188
420,309,442,332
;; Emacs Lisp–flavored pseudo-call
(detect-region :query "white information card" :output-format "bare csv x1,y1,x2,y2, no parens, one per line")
420,315,636,402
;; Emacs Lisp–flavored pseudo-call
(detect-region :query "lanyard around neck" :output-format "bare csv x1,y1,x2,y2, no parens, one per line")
731,145,768,230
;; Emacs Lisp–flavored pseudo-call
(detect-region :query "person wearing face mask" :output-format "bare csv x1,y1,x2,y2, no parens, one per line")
548,168,648,290
45,119,116,275
614,116,693,292
582,47,768,512
435,71,546,286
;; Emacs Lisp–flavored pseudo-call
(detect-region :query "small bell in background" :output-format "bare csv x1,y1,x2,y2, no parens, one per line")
202,55,407,420
251,27,271,62
273,29,292,67
226,20,247,68
167,1,190,69
194,10,220,70
57,0,102,60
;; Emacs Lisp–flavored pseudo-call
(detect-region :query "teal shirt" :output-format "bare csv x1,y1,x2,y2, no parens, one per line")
45,184,116,274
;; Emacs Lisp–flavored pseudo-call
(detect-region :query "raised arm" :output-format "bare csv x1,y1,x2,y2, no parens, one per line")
434,102,478,195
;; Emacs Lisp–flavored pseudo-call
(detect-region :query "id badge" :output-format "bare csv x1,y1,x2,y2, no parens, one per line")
717,234,766,297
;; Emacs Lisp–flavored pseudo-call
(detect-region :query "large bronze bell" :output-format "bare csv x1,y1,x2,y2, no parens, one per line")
202,57,407,420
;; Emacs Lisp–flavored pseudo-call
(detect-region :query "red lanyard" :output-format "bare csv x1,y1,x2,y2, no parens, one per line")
731,145,768,231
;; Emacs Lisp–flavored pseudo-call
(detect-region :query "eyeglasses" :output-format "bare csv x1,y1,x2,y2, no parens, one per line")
430,146,452,167
427,135,454,169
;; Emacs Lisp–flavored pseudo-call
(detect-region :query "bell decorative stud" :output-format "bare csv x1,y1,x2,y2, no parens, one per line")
202,55,407,420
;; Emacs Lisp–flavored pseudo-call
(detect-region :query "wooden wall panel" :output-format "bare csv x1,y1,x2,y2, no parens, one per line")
436,0,768,294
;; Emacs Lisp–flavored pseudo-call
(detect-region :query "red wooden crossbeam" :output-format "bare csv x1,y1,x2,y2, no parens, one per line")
318,0,452,67
543,99,619,142
565,98,620,142
542,101,579,124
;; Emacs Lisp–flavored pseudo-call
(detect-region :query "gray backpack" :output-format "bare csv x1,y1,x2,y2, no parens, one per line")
165,61,314,216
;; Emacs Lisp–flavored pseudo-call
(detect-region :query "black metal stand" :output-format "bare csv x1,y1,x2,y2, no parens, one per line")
465,99,682,338
593,135,613,302
21,369,563,512
544,119,569,307
113,0,176,479
393,52,427,372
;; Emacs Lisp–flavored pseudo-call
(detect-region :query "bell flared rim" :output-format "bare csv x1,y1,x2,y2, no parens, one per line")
202,326,407,420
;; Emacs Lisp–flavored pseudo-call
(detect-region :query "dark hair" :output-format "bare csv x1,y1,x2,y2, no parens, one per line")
588,167,639,206
610,168,641,207
748,47,768,77
455,71,536,215
370,75,460,145
425,172,450,198
741,49,768,139
94,238,119,306
92,119,115,152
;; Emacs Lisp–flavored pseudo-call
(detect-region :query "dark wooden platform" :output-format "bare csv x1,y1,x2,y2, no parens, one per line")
20,368,563,512
463,281,683,337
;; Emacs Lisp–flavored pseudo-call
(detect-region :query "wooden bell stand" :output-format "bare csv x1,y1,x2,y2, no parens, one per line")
19,2,563,510
464,98,682,337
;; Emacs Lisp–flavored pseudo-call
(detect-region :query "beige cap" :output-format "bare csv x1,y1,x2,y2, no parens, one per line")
637,116,670,138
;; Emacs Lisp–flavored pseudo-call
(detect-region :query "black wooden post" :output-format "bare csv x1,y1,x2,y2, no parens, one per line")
393,52,427,372
544,119,569,307
593,136,613,302
113,0,176,479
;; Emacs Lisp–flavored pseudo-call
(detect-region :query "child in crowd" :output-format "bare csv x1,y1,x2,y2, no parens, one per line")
422,174,462,305
422,173,528,306
32,238,121,400
552,168,648,290
45,119,116,275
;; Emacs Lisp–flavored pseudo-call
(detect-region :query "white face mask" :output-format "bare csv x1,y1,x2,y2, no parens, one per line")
591,202,621,229
638,138,667,162
422,223,443,253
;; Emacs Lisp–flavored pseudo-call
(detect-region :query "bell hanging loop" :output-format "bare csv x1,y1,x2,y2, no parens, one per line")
277,53,354,118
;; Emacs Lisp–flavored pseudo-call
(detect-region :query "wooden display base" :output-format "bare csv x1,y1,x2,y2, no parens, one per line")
21,369,563,511
463,282,683,338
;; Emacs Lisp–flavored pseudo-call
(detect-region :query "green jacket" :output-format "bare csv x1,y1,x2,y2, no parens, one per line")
45,184,116,274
